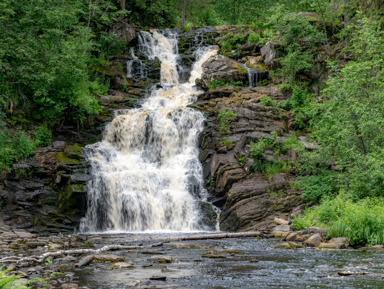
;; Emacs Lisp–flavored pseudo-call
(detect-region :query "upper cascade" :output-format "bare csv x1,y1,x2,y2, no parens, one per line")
80,30,217,232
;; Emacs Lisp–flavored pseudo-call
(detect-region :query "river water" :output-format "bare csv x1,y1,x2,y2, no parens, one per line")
68,233,384,289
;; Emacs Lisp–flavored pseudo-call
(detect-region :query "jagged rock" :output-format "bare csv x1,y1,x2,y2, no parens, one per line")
201,86,237,100
261,40,277,68
109,21,137,45
198,55,248,89
304,233,323,247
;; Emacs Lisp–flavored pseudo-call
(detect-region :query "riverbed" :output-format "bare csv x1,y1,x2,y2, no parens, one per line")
63,233,384,288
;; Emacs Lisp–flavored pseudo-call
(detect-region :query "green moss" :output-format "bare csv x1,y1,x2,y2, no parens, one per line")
56,152,81,165
65,143,82,157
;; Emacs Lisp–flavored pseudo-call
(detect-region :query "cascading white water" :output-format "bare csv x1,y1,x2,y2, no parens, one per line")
80,30,217,232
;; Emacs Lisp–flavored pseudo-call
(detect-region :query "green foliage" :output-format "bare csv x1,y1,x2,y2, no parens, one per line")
292,194,384,246
310,16,384,199
208,177,215,189
279,86,317,130
12,131,35,161
0,267,30,288
34,126,52,148
208,80,243,89
217,108,237,133
239,156,247,166
259,96,275,106
219,137,233,147
247,30,260,43
249,136,292,177
0,0,101,124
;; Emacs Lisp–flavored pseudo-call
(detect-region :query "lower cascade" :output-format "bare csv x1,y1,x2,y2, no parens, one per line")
80,30,217,232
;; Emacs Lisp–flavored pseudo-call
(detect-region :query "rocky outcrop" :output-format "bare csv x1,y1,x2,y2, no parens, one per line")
109,21,137,45
195,83,306,231
261,40,278,68
198,55,248,89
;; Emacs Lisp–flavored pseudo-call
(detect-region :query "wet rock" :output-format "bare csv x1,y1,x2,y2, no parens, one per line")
170,243,212,249
148,256,175,263
274,242,303,249
338,271,369,276
201,251,226,258
304,233,323,247
318,242,345,249
61,284,79,289
150,276,167,281
107,262,134,269
94,255,125,263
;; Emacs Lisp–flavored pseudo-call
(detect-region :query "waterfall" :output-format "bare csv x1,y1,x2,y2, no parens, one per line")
80,30,217,233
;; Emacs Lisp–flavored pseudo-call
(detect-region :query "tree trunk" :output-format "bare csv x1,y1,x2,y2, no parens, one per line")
121,0,125,11
181,0,186,28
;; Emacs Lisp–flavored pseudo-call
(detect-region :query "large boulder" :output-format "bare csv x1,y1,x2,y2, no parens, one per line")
261,40,278,68
198,55,248,89
109,21,137,45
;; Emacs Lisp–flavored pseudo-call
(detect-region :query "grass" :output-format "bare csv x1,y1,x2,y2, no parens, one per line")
292,193,384,246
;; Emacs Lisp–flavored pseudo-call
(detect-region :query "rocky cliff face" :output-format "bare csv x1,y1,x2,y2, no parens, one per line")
0,26,308,233
195,27,310,231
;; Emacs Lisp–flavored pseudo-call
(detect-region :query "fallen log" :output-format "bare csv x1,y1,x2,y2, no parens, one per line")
164,231,262,241
74,255,95,268
0,231,262,265
0,242,164,264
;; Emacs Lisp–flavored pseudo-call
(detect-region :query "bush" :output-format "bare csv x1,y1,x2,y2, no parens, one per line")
34,125,52,147
12,131,35,162
208,80,244,89
292,194,384,246
217,108,237,133
260,95,275,106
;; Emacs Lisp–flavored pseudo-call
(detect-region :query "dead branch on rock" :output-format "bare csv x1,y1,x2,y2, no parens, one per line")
0,242,164,265
164,231,262,241
74,255,95,267
0,231,262,265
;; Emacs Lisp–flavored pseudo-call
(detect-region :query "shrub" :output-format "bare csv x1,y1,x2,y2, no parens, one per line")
34,126,52,148
292,194,384,246
208,80,243,89
12,131,35,162
217,108,237,133
260,95,275,106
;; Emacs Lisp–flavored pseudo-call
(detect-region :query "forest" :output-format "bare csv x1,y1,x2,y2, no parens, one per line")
1,0,384,246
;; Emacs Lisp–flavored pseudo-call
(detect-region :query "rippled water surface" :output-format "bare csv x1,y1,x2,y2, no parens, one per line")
68,233,384,288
